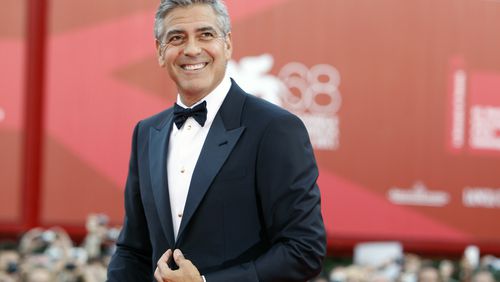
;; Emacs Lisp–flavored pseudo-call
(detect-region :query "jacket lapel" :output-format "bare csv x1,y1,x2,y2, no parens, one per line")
176,81,247,243
149,111,176,247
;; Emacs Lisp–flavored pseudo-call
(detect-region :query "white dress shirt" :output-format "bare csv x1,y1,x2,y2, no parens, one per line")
167,74,231,240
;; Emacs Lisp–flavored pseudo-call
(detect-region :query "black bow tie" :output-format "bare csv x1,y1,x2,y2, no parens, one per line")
173,101,207,129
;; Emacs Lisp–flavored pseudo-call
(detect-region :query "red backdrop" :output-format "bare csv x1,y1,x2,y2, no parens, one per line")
0,0,26,226
1,0,500,255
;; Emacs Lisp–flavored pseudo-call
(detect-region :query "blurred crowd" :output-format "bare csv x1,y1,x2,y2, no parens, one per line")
1,216,499,282
312,252,500,282
0,214,119,282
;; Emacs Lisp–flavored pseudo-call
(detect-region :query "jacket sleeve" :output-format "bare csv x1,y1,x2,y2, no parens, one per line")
107,122,153,282
205,114,327,282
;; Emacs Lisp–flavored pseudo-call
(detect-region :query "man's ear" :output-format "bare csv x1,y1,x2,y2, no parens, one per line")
155,40,165,67
224,32,233,60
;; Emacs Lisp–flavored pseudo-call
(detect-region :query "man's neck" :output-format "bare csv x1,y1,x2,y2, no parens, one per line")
179,91,210,107
177,74,230,107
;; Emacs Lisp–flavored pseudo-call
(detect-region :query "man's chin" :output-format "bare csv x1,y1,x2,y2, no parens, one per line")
177,82,211,100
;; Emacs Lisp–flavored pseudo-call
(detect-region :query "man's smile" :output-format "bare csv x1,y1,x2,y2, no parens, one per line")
180,62,208,71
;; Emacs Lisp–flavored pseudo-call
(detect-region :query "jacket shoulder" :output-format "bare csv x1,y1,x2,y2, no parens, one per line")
136,106,173,132
242,93,303,127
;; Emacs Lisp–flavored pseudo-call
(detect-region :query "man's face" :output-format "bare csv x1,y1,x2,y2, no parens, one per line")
156,4,232,102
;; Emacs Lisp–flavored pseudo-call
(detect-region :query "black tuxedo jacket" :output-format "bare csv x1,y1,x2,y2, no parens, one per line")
107,80,326,281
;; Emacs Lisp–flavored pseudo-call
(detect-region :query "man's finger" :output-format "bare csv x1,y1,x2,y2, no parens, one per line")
158,249,172,264
156,249,174,280
154,267,163,282
173,249,185,264
174,249,197,272
174,249,184,259
157,258,175,278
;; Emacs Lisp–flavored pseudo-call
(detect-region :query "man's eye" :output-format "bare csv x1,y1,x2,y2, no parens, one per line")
167,35,184,45
200,32,215,40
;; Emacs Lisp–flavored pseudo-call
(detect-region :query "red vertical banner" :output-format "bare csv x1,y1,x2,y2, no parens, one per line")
22,0,48,230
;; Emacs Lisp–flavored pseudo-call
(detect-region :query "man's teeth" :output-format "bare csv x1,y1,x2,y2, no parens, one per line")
182,63,206,70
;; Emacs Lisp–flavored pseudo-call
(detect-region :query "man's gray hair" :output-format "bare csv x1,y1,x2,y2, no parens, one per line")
154,0,231,42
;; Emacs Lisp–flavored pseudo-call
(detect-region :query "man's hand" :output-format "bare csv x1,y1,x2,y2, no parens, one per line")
154,249,203,282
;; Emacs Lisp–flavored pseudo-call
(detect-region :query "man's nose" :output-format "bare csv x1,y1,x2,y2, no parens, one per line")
183,37,202,56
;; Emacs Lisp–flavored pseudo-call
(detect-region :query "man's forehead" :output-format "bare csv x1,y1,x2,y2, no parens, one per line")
163,5,218,25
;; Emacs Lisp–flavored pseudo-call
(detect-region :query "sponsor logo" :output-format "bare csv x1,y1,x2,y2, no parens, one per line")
463,187,500,208
448,56,500,154
228,54,342,150
388,181,450,207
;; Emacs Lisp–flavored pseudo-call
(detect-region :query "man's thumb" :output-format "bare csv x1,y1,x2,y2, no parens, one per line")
174,249,184,261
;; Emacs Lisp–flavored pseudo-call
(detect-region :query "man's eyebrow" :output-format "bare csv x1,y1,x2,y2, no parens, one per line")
164,26,218,38
165,29,184,38
196,26,218,33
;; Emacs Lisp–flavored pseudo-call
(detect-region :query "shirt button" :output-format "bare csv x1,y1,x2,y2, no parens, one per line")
180,167,185,173
178,213,183,218
187,124,192,130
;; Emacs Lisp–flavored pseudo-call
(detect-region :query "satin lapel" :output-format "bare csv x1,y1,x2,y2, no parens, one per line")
176,113,245,242
149,113,175,247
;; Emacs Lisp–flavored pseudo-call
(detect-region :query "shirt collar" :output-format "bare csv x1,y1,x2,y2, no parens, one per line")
175,73,231,126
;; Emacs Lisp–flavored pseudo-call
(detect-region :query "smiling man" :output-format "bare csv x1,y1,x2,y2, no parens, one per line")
107,1,326,281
